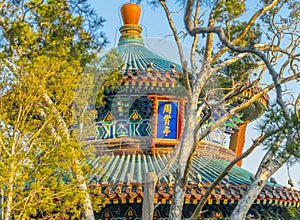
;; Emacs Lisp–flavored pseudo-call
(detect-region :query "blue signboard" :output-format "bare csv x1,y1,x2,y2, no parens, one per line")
156,101,178,139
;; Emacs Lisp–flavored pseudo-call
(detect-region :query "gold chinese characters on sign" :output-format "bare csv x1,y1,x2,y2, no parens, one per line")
163,104,172,136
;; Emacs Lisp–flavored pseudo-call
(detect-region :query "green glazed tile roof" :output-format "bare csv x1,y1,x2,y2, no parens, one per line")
115,43,182,72
101,22,182,72
88,154,300,205
90,154,266,186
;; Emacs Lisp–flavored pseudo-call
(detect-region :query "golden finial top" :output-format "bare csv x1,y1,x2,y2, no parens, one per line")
120,3,141,25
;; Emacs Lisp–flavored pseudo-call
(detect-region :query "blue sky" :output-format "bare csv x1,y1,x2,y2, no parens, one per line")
90,1,299,188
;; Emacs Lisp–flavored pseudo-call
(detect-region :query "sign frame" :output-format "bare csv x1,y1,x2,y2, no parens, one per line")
148,95,185,154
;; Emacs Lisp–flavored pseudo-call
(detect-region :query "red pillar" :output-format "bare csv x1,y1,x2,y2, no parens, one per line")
235,121,249,167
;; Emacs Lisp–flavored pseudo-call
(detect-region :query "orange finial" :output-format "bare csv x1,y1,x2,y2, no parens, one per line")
121,3,141,25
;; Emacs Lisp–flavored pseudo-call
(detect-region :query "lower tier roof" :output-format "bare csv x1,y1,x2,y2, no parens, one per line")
88,154,300,206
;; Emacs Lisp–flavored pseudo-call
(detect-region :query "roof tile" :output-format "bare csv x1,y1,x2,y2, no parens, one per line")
89,154,300,206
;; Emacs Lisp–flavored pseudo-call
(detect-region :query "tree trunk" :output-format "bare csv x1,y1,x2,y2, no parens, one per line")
169,108,198,219
43,93,95,220
230,164,270,219
4,175,14,220
4,194,12,220
169,170,187,220
0,188,3,220
74,158,95,220
142,172,158,220
82,192,95,220
231,149,289,219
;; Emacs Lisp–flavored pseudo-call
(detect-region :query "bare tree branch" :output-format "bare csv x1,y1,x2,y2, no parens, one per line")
190,133,266,219
159,1,191,95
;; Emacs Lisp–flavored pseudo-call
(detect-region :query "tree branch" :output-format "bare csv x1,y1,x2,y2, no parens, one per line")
211,0,279,63
211,53,249,73
190,133,266,219
190,0,200,72
159,1,191,95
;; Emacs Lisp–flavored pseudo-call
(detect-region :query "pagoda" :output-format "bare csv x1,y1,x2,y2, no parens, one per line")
87,3,300,219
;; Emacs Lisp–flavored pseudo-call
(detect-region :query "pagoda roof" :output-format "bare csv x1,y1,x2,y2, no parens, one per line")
88,154,300,206
115,43,182,72
100,2,182,73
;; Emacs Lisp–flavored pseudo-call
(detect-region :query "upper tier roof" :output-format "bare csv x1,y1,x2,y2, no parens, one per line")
115,42,182,71
102,3,182,72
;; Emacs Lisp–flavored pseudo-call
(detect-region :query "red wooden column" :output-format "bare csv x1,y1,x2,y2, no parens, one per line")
229,121,249,167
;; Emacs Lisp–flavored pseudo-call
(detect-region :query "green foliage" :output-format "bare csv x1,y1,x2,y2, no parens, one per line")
196,18,262,91
214,0,245,22
0,72,86,217
258,105,300,157
228,22,262,46
72,66,98,143
82,145,97,160
0,0,107,218
213,21,262,90
288,207,300,220
95,49,124,107
217,55,259,89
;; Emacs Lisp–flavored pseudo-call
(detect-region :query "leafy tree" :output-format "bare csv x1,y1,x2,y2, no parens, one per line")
0,0,107,219
95,49,124,107
288,206,300,220
132,0,300,219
